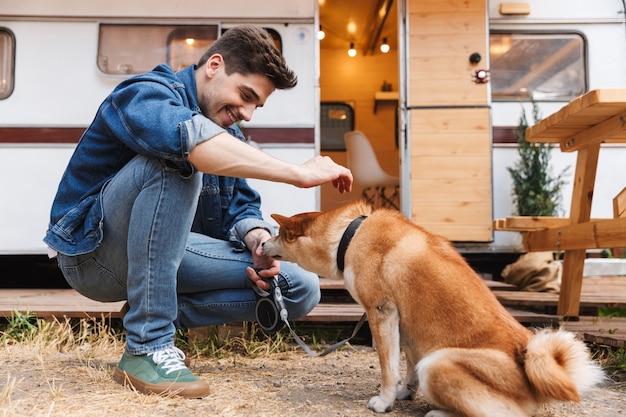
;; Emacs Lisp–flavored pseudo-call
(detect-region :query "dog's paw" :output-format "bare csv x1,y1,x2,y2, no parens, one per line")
367,396,394,413
425,410,457,417
396,385,415,400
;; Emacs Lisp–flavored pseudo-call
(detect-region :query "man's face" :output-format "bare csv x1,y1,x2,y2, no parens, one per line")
198,55,275,128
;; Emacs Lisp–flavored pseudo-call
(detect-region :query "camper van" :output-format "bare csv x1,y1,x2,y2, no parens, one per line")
1,0,626,284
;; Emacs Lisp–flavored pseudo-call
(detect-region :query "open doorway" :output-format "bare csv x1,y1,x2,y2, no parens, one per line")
318,0,400,211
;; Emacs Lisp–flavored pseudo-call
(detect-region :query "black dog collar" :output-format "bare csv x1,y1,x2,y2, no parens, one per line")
336,215,367,272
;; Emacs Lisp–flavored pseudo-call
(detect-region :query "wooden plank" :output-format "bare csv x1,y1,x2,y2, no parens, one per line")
522,217,626,252
507,308,559,326
0,289,127,318
614,186,626,218
298,303,365,322
560,316,626,349
318,277,347,290
320,277,516,292
494,290,626,309
410,108,492,242
493,276,626,309
560,110,626,152
526,89,626,142
493,216,572,231
407,0,488,107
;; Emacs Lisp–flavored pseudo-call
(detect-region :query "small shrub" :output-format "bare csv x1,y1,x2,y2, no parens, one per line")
507,102,570,216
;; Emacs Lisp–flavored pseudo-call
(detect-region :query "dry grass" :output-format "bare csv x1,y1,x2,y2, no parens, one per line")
1,315,625,417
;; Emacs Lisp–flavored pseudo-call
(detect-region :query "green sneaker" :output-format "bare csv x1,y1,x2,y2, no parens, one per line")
113,347,210,398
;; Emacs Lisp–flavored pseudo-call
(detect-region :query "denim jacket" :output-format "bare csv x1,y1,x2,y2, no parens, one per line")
44,64,273,256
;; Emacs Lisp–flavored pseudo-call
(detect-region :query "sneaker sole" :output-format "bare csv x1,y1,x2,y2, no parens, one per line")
113,367,211,399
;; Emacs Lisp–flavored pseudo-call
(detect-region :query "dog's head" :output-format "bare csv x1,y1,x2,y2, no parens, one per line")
262,201,373,279
262,210,339,278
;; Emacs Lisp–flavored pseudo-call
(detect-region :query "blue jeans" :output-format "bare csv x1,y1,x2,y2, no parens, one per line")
57,155,320,355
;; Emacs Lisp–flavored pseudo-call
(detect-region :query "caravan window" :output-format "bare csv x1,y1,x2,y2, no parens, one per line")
0,28,15,99
320,102,354,151
98,24,219,74
490,32,586,101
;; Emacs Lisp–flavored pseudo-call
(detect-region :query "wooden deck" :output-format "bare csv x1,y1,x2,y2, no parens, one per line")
0,288,127,319
492,276,626,311
1,275,625,347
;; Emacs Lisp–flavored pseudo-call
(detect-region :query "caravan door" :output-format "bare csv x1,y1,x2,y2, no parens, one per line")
400,0,492,242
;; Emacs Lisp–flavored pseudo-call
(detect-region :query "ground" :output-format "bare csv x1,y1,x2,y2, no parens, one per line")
1,336,625,417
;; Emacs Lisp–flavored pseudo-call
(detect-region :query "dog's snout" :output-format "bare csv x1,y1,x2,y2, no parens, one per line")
262,240,282,259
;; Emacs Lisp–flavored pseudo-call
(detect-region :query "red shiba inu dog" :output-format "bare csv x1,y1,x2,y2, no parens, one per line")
261,200,603,417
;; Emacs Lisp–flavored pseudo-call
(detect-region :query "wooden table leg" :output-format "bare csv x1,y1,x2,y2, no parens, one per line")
557,249,586,317
557,143,601,317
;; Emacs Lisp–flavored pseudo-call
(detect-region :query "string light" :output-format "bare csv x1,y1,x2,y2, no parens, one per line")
348,42,357,57
318,25,325,40
380,37,390,53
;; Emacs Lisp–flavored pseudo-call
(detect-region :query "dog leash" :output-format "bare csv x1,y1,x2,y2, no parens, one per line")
284,312,368,357
254,275,368,357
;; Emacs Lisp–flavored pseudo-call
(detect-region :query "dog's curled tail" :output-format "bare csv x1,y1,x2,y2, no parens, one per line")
524,328,604,402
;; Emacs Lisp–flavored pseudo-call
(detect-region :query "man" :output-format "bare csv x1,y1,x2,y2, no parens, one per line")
44,25,352,398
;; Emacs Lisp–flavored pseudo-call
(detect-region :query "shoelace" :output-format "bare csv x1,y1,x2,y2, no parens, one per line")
148,347,188,375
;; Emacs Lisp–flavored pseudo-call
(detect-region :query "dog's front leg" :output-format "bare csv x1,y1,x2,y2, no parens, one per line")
367,303,401,413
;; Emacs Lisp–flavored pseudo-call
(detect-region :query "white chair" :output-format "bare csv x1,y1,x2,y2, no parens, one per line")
344,130,399,209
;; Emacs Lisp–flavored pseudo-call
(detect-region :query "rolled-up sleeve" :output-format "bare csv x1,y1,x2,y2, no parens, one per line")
229,218,275,243
183,114,225,152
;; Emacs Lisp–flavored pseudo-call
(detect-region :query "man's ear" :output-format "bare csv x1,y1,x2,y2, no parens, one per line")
205,54,224,78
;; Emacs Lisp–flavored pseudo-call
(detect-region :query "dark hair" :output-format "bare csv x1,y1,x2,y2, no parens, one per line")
197,24,297,90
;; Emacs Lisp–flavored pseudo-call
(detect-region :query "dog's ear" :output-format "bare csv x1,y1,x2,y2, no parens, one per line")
271,213,291,228
271,213,319,242
271,214,300,242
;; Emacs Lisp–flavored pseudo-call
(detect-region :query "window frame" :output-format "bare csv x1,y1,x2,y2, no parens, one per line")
97,23,284,76
97,22,220,75
0,27,16,100
489,30,588,102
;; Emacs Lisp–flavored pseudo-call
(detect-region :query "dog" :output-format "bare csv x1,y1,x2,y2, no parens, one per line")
261,200,604,417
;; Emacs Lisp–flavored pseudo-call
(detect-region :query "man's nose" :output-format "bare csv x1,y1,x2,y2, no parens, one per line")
239,104,256,122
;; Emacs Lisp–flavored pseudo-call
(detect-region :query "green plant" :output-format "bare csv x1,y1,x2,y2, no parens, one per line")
605,347,626,376
0,310,38,342
598,306,626,318
507,101,570,216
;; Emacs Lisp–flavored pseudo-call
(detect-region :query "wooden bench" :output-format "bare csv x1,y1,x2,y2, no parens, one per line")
0,288,127,318
495,89,626,317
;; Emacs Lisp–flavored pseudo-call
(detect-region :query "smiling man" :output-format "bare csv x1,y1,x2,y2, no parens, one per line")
44,25,352,398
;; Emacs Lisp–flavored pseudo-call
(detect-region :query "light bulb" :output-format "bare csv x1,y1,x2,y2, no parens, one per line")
318,25,325,40
348,42,357,57
380,38,390,53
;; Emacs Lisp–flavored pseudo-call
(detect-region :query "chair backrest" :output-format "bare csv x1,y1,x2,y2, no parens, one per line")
344,130,399,188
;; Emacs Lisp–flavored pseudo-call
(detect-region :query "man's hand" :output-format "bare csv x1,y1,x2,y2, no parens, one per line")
244,228,279,291
298,155,353,193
